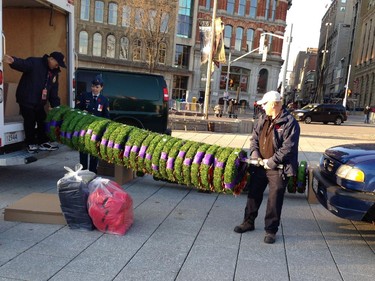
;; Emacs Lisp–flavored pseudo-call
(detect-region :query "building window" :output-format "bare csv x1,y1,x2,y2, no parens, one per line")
158,42,166,64
340,7,346,12
79,31,88,54
108,2,118,25
271,0,277,21
235,27,244,51
94,1,104,23
120,37,129,60
106,35,116,58
178,0,193,38
172,76,189,100
175,44,190,68
133,39,142,61
265,0,270,19
227,0,235,15
146,40,154,63
249,0,257,18
220,66,250,92
161,12,169,33
93,33,102,57
206,0,211,10
224,25,233,48
80,0,90,21
246,29,254,51
135,8,144,29
238,0,246,16
257,69,269,94
122,5,131,27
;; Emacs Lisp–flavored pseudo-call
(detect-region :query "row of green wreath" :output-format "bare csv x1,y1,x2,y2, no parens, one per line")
45,106,249,195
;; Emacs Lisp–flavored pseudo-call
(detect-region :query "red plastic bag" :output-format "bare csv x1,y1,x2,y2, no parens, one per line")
87,177,133,235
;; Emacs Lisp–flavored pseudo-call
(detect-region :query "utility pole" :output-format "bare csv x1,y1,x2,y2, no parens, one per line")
224,50,231,115
280,24,293,100
203,0,218,119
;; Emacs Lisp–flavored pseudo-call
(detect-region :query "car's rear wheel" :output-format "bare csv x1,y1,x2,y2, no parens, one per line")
334,117,343,125
304,116,312,124
323,122,328,124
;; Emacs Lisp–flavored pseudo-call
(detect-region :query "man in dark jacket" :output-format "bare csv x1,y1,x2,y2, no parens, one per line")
75,74,110,173
3,52,66,153
234,90,300,244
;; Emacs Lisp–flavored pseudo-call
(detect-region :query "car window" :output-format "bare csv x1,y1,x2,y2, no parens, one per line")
302,104,317,110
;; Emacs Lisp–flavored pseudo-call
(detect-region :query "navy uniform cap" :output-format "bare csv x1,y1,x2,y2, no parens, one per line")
92,75,104,85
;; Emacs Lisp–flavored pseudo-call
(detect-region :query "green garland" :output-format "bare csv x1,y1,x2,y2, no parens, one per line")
105,125,127,163
84,119,111,157
77,115,97,153
213,147,234,193
46,105,70,141
158,137,180,180
150,135,172,179
122,128,145,168
200,145,220,191
128,129,149,171
137,132,159,173
144,134,164,174
71,113,93,151
112,125,134,166
174,141,194,184
59,109,79,146
224,149,248,193
166,139,186,182
99,122,119,162
182,142,202,187
190,143,211,188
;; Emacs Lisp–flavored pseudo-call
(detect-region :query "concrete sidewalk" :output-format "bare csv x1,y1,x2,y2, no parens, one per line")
0,128,374,280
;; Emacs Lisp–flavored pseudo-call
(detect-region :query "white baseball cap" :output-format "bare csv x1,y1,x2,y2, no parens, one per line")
257,90,281,105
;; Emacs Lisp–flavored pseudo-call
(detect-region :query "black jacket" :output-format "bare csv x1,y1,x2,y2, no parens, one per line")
250,107,300,176
76,92,110,118
10,54,61,109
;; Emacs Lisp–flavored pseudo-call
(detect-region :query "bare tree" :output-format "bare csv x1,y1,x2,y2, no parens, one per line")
118,0,178,73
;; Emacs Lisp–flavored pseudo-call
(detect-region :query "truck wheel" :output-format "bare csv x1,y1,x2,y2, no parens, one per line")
304,116,312,124
334,117,342,125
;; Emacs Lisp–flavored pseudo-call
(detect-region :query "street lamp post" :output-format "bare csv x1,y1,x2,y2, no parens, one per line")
317,22,332,103
224,50,231,115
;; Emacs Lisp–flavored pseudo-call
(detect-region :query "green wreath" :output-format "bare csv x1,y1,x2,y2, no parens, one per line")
112,125,134,166
200,145,220,191
84,119,111,157
144,134,164,174
224,149,248,193
70,113,92,150
59,109,79,146
174,141,194,185
105,125,127,163
150,135,173,179
63,112,85,148
166,139,186,182
128,130,149,171
46,105,70,141
158,137,180,180
137,132,159,173
122,128,145,168
190,143,211,188
99,122,120,162
213,147,234,193
182,142,202,187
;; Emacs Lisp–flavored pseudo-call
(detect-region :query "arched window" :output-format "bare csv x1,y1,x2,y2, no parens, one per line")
133,39,142,61
120,37,129,59
93,33,102,56
146,40,154,63
224,25,233,48
227,0,235,15
249,0,257,18
121,5,131,27
235,27,244,51
106,35,116,58
246,29,254,51
108,2,118,25
257,69,269,94
80,0,90,21
135,8,144,29
158,42,167,64
94,1,104,23
79,31,88,54
265,0,270,19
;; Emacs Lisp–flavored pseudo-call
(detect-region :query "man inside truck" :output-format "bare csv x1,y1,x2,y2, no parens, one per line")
3,51,66,153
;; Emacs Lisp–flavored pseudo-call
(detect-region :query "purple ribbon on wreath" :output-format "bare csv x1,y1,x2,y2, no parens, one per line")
113,143,123,150
124,145,131,157
215,161,225,168
107,140,114,148
177,151,186,158
66,132,72,139
192,151,205,164
152,164,159,171
161,152,168,161
202,153,213,165
73,131,79,137
60,131,66,138
139,145,147,159
79,130,86,137
166,157,175,169
131,145,139,153
86,129,93,135
146,153,152,160
91,134,97,141
100,138,107,146
183,158,192,166
224,154,247,189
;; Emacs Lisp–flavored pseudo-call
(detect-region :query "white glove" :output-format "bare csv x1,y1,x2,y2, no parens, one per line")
262,159,271,170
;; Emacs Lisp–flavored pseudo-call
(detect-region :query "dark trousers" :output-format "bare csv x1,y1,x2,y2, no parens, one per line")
19,105,48,145
79,152,98,174
244,166,288,234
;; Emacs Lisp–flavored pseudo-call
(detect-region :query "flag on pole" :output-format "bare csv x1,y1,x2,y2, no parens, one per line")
199,20,212,65
213,18,226,66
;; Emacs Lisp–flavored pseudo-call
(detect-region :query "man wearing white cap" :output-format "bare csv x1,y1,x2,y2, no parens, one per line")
234,90,300,244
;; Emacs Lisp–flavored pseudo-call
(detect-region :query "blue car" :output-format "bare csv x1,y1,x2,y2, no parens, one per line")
312,143,375,222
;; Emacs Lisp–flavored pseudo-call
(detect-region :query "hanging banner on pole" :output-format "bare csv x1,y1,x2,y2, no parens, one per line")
199,20,212,65
213,18,226,65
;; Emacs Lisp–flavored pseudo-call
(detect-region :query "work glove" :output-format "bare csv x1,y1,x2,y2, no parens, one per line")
262,159,271,170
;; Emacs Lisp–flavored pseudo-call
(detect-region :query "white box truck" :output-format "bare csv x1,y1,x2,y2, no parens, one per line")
0,0,74,165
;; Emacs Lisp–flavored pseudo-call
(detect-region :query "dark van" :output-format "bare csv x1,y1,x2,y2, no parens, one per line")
75,68,169,134
291,103,347,125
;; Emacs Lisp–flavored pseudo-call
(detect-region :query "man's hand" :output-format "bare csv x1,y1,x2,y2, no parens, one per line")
3,54,14,64
262,159,271,170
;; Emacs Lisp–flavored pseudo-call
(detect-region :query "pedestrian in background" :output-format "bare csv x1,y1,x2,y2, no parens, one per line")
214,104,222,117
234,90,300,244
75,75,110,173
364,105,370,124
3,52,66,153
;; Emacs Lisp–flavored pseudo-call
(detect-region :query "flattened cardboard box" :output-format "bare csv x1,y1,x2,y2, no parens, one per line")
4,193,66,225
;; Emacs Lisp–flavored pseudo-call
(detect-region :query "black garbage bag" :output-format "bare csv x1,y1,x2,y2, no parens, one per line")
57,164,96,230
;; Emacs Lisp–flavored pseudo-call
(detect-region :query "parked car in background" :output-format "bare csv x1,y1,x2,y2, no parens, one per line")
291,103,347,125
312,143,375,222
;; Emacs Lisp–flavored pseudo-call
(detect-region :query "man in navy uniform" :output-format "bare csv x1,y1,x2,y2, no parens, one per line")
76,75,110,173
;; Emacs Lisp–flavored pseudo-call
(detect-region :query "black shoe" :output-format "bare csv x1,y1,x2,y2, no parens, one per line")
39,142,59,151
264,232,276,244
234,221,255,233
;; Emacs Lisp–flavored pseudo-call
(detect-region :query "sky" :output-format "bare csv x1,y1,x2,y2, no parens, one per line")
279,0,332,83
